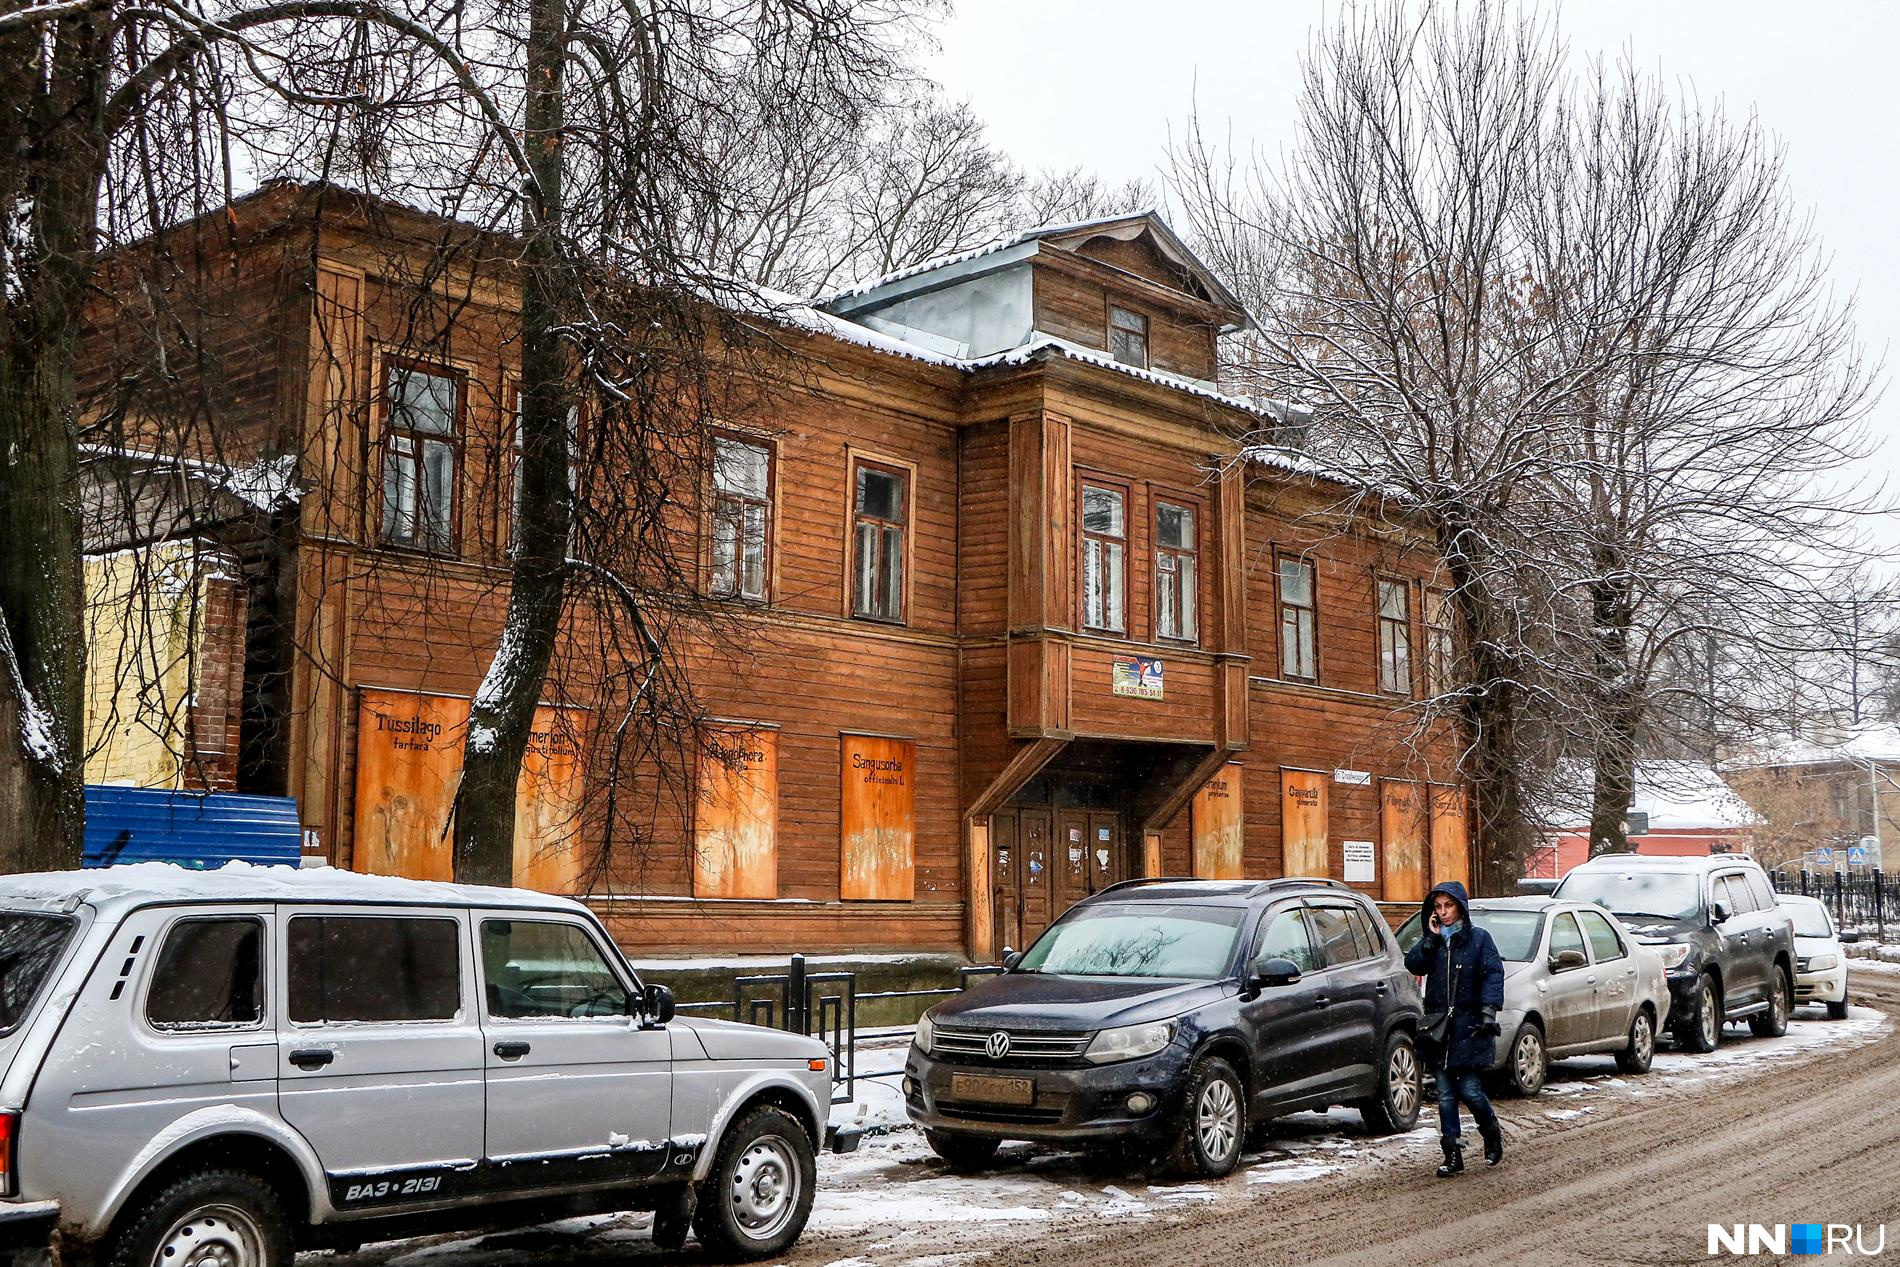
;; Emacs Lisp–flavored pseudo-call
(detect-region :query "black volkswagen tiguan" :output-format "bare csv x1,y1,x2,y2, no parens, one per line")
903,878,1424,1177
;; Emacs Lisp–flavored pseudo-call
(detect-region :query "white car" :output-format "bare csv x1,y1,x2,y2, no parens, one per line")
1777,893,1855,1019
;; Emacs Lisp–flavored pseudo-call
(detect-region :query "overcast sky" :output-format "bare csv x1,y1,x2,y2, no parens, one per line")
927,0,1899,553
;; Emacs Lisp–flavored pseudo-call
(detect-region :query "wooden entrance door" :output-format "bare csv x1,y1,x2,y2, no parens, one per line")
990,808,1055,954
1055,810,1124,914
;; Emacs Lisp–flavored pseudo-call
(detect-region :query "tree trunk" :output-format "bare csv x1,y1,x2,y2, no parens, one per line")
451,0,573,886
1587,575,1640,857
0,10,113,872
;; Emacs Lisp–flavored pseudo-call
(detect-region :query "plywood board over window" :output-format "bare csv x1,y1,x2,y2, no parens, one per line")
512,707,590,894
354,689,589,891
1191,763,1245,879
1429,785,1471,894
1380,779,1430,903
840,734,916,900
354,690,468,882
694,725,779,899
1282,768,1329,879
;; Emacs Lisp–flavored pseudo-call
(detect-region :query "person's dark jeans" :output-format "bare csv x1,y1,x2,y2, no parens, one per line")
1434,1069,1498,1141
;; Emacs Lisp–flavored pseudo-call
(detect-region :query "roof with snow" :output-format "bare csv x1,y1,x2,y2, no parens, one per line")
1728,722,1900,770
1537,760,1762,832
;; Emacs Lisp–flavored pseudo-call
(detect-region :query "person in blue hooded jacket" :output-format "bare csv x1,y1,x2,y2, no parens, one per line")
1402,880,1505,1177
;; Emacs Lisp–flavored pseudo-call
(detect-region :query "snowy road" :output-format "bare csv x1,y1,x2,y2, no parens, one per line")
317,971,1900,1267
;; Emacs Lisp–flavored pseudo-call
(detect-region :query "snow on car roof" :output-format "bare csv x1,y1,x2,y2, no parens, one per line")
0,861,589,917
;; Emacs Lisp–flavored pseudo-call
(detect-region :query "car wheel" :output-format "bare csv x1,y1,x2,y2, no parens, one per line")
924,1129,1003,1173
1166,1056,1246,1178
1748,969,1790,1038
106,1168,293,1267
692,1105,816,1262
1678,973,1722,1054
1827,997,1850,1020
1504,1022,1547,1096
1615,1007,1656,1074
1357,1030,1422,1135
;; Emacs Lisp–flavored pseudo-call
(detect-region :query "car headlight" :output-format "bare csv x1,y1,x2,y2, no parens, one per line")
1807,954,1839,972
1083,1020,1174,1064
912,1010,934,1055
1653,943,1694,971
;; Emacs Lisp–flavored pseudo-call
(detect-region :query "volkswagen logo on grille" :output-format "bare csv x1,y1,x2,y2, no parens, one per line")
985,1031,1011,1060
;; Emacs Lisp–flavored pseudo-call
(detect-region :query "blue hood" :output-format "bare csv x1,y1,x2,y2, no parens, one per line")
1423,880,1471,924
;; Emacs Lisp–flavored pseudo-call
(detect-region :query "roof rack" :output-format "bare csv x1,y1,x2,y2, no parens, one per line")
1245,877,1354,897
1091,877,1209,897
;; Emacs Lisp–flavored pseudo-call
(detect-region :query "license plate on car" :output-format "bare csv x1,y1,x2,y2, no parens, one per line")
949,1073,1034,1106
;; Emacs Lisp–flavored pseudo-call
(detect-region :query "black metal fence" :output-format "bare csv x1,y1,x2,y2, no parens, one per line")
1769,869,1889,938
672,955,1004,1103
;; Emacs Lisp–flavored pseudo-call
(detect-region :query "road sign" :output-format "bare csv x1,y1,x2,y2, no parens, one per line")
1847,845,1870,867
1813,846,1835,867
1623,811,1649,837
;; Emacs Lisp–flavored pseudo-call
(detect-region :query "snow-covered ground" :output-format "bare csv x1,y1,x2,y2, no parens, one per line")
332,997,1888,1266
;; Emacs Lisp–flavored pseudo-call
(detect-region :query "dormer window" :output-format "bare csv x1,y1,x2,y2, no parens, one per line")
1108,306,1149,369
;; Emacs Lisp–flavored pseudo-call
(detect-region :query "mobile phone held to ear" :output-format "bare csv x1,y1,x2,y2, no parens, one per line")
1429,913,1442,933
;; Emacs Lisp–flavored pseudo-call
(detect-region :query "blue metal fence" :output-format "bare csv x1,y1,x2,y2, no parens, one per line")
83,786,302,869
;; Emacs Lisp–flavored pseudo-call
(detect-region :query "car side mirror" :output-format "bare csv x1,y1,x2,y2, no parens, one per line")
1001,950,1023,972
1712,901,1732,925
641,983,675,1029
1251,956,1302,988
1548,948,1587,972
1840,930,1862,944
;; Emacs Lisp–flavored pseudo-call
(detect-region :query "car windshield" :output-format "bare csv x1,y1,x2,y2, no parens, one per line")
0,913,76,1035
1394,909,1543,962
1783,902,1835,938
1554,869,1701,921
1017,903,1245,979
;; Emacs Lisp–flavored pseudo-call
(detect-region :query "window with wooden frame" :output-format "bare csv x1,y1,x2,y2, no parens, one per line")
1078,479,1128,634
1154,498,1198,643
1377,577,1414,695
380,361,461,552
1108,306,1149,369
1277,554,1318,682
1424,587,1453,695
850,457,908,622
710,432,773,601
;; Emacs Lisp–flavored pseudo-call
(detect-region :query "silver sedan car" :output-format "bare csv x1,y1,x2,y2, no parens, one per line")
1397,896,1670,1096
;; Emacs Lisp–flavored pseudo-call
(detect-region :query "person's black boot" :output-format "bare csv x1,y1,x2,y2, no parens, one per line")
1435,1139,1464,1178
1480,1124,1503,1167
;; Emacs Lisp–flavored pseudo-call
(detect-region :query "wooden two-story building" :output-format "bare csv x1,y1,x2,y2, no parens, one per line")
80,183,1470,960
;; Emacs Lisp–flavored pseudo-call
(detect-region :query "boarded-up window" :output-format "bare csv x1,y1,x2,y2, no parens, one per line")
1282,769,1329,878
841,734,915,900
1380,780,1429,903
1191,763,1245,879
694,726,779,899
354,690,588,890
1429,785,1470,894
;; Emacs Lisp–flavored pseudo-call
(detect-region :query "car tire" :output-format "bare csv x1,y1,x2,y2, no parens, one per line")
105,1167,293,1267
1165,1056,1246,1178
924,1129,1003,1173
1827,997,1850,1020
1503,1022,1547,1096
692,1105,816,1262
1357,1030,1423,1135
1748,969,1790,1038
1678,973,1722,1054
1615,1007,1656,1074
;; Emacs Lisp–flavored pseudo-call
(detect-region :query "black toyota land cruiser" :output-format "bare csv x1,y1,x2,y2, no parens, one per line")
1553,853,1796,1053
902,878,1424,1178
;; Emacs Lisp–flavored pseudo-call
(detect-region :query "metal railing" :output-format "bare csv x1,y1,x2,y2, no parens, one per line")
671,954,1004,1103
1769,869,1888,940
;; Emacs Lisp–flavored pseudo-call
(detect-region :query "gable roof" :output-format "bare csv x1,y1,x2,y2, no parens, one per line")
822,210,1249,327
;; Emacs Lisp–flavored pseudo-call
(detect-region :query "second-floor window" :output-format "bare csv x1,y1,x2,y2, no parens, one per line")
1425,588,1453,694
1108,306,1149,369
381,364,459,551
711,434,772,601
851,459,907,622
1154,500,1197,642
1279,556,1317,681
1378,578,1413,695
1080,482,1127,634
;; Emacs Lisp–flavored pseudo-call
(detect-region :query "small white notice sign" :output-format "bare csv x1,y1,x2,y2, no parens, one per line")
1334,769,1372,786
1343,840,1375,883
